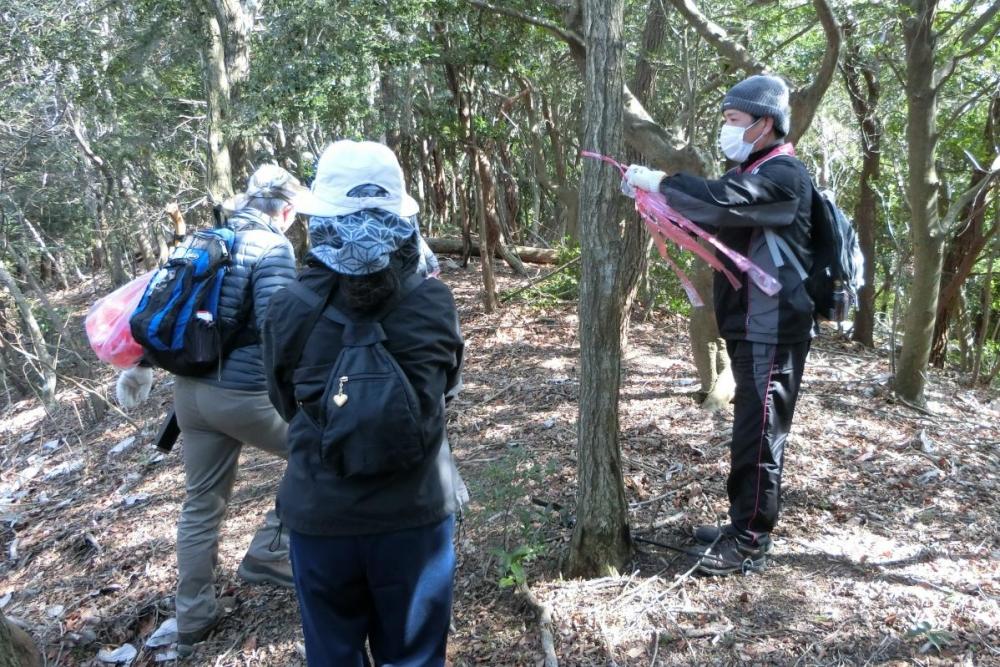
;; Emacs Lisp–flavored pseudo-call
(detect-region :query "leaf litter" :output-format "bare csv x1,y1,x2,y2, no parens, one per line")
0,262,997,665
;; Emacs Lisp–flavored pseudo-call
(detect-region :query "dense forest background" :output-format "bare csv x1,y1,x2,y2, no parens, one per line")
2,0,998,405
1,1,999,665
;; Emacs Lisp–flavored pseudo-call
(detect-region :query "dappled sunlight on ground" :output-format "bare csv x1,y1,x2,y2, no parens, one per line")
2,261,998,665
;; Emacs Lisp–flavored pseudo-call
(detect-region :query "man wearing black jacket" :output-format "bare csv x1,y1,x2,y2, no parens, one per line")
624,75,813,575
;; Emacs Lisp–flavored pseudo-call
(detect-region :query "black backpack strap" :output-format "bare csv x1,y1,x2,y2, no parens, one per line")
282,278,337,369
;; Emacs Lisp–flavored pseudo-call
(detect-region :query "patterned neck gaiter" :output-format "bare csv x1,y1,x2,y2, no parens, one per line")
308,208,438,277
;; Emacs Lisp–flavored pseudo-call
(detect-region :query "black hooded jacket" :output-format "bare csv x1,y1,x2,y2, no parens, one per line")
659,144,815,344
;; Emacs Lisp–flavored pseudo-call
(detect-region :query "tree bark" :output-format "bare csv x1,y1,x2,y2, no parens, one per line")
566,0,636,578
896,0,945,406
930,95,1000,366
841,23,881,347
472,153,499,312
0,608,41,667
0,263,56,403
202,0,255,185
200,4,235,200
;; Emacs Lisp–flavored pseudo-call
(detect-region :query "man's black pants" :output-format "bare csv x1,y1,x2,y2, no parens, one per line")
725,339,810,542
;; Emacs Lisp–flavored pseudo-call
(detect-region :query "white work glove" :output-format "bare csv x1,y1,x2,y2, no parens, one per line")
116,366,153,410
624,164,666,193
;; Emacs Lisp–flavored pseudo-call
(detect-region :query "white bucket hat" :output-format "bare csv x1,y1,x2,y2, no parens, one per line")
293,140,419,218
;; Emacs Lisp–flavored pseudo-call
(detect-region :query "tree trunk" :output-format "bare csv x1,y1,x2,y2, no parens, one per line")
0,263,56,403
21,219,69,291
200,5,235,200
476,150,528,277
841,24,881,347
688,260,733,411
896,0,945,406
204,0,255,184
970,256,994,384
0,608,41,667
566,0,636,578
930,95,999,366
930,171,993,366
631,0,667,108
472,152,499,312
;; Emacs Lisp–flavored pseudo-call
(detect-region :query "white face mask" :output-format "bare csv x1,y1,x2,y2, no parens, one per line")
718,118,762,162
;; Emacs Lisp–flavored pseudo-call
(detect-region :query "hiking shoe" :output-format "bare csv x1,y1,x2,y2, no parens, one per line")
175,597,234,658
695,534,767,576
693,524,772,553
237,555,294,589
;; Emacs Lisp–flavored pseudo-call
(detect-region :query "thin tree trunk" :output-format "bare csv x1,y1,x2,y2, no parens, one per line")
472,151,499,312
689,260,733,411
897,0,945,406
21,219,69,290
476,150,528,277
842,23,881,347
971,256,994,384
566,0,635,578
0,263,57,403
201,6,235,200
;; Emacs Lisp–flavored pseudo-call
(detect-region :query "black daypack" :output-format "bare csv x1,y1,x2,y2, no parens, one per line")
806,188,865,323
129,228,238,376
284,274,427,478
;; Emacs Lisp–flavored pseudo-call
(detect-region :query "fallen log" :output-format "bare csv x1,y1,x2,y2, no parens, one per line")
426,237,559,264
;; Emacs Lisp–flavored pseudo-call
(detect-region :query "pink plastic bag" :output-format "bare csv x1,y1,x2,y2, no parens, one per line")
85,271,154,369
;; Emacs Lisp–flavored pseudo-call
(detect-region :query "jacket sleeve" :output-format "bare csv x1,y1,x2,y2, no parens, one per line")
660,158,802,229
262,291,297,421
392,283,464,413
251,241,297,334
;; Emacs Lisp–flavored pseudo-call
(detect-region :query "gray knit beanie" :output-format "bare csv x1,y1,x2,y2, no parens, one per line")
721,75,791,138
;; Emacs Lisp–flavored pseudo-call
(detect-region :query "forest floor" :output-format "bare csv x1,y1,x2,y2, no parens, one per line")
1,260,998,667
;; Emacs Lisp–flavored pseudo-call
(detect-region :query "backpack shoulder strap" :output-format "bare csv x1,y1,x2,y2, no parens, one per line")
282,278,337,368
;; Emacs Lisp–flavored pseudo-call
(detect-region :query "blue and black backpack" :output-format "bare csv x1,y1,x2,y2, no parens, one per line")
129,227,241,376
807,188,866,323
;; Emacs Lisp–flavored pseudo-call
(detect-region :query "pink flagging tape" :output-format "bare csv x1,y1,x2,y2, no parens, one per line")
581,151,782,304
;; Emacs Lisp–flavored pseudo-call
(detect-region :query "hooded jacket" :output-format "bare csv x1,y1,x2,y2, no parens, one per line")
660,143,815,344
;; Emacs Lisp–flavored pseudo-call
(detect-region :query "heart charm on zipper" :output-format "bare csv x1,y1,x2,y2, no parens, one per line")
332,376,349,407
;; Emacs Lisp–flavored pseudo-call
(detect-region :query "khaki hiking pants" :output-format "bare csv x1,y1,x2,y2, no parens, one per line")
172,376,289,634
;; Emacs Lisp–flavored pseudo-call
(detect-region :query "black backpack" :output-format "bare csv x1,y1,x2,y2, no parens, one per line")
129,227,239,376
807,187,865,323
283,274,427,478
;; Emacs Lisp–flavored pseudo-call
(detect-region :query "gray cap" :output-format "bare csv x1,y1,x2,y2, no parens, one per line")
721,75,791,137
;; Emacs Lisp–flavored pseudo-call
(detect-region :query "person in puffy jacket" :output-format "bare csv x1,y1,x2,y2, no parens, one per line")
263,140,464,667
117,165,300,655
623,75,813,576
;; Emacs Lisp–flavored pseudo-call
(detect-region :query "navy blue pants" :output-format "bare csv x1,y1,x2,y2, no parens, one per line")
725,340,809,542
289,516,455,667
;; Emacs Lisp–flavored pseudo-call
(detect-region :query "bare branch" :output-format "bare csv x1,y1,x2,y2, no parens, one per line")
958,0,1000,44
663,0,766,74
941,167,1000,236
786,0,842,144
462,0,584,48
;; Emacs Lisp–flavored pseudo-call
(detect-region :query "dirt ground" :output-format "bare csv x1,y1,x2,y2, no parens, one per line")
1,260,998,666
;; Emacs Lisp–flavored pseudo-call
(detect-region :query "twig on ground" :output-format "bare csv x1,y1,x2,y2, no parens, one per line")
656,621,733,642
500,256,581,303
517,581,558,667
